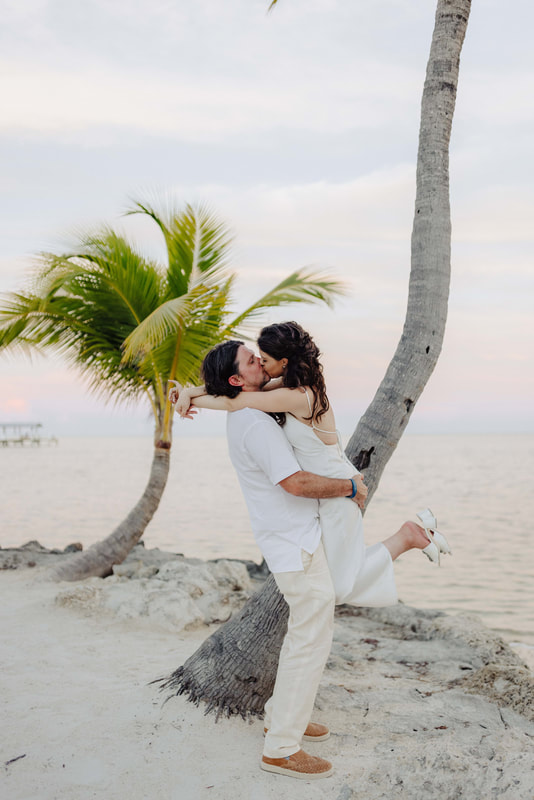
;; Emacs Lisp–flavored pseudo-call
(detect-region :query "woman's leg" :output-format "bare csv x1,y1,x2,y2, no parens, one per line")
382,521,429,561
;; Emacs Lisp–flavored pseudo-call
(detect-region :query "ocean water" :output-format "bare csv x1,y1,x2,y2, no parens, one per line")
1,433,533,649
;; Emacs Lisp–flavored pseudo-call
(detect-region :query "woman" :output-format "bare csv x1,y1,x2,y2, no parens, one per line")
171,321,451,605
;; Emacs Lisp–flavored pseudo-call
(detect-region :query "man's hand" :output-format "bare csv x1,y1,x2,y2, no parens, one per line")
351,474,368,510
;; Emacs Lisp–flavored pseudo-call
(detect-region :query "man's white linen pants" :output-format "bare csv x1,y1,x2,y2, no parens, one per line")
263,540,335,758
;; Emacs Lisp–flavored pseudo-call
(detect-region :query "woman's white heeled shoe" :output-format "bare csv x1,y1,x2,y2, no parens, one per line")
421,538,440,564
416,508,452,566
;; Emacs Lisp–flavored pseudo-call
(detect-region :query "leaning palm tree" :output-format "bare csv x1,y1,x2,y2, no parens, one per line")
0,200,345,581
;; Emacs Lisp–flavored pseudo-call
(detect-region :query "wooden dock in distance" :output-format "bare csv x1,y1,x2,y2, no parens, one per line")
0,423,58,447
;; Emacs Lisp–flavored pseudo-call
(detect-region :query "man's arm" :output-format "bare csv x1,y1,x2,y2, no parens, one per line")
279,471,368,510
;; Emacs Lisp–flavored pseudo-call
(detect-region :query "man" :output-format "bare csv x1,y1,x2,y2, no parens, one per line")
178,340,366,781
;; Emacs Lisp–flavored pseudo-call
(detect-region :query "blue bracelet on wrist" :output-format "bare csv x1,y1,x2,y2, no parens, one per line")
346,478,357,498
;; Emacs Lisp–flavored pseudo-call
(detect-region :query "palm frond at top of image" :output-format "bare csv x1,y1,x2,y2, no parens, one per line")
225,267,348,336
32,238,165,326
127,200,233,297
69,228,162,286
28,253,94,297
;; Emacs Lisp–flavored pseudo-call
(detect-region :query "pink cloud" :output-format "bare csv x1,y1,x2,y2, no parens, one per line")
0,393,30,416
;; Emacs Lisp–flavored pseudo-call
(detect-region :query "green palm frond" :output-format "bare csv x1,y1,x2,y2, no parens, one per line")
167,204,232,289
224,268,347,338
166,283,236,384
0,288,151,402
0,291,86,353
123,277,235,372
127,201,232,298
140,324,224,388
121,294,195,365
0,293,44,353
66,232,163,321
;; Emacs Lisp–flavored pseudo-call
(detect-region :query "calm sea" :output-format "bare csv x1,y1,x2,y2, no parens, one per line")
1,434,533,649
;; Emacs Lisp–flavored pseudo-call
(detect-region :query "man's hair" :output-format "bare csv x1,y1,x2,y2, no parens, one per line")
201,340,244,398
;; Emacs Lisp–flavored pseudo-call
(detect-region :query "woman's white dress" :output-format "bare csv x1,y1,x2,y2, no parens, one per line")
283,412,398,607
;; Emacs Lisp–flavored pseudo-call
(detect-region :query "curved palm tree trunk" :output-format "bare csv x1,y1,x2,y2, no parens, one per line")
50,442,171,582
160,0,471,718
346,0,471,495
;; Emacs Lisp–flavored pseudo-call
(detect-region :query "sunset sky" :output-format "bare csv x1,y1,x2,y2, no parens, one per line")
1,0,532,436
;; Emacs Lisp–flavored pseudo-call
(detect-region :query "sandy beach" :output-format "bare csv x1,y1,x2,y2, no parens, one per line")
2,544,534,800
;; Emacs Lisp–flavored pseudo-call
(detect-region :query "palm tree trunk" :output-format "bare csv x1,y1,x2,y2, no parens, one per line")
160,575,288,718
345,0,471,496
160,0,471,718
50,442,171,582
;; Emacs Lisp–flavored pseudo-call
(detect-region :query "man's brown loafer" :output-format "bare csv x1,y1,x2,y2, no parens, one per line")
263,721,330,742
261,748,333,779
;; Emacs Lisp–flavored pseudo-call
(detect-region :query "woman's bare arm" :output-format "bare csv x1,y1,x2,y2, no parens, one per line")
183,386,310,416
262,377,284,392
186,384,207,398
172,384,207,416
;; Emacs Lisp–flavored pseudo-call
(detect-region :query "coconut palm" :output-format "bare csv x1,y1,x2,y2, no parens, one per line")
161,0,472,717
0,200,345,581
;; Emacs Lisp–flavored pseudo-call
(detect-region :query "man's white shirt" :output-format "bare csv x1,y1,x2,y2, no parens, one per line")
226,408,321,573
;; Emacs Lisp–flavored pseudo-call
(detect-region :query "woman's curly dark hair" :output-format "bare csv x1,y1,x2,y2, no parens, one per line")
257,321,329,425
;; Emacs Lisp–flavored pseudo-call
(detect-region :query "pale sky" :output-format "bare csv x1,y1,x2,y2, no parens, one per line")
0,0,533,436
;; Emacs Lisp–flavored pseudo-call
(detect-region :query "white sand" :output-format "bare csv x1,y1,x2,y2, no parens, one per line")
2,568,316,800
2,565,534,800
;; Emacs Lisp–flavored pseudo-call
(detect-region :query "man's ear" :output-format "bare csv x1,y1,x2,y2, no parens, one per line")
228,374,243,387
